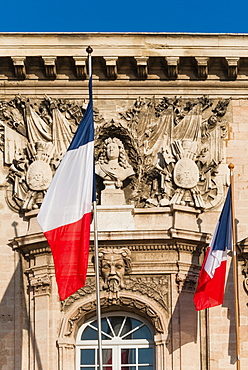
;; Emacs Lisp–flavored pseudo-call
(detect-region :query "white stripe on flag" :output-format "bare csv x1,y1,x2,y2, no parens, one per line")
37,141,94,232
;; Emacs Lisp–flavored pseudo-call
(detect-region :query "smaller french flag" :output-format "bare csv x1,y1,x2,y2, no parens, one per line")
194,187,232,311
37,77,95,301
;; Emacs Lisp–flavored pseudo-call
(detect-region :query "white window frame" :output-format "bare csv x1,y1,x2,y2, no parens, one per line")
76,312,155,370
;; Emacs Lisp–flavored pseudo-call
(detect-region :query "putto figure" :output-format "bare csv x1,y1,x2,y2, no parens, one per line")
98,247,132,302
95,137,134,188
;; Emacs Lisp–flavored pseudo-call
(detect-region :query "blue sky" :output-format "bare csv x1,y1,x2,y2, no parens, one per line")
1,0,247,33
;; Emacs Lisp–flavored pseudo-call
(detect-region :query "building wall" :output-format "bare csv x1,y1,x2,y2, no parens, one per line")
0,33,247,370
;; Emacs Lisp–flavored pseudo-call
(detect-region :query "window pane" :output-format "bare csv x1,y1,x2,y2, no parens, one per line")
81,326,98,340
121,348,136,364
121,367,136,370
80,367,94,370
109,316,123,336
133,325,152,340
138,366,153,370
92,319,111,340
80,349,95,365
138,348,153,364
103,349,112,365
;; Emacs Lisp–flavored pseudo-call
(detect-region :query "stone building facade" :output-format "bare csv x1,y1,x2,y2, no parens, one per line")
0,32,248,370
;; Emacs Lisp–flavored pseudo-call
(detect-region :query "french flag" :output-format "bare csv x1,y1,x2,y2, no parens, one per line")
37,78,95,301
194,187,232,311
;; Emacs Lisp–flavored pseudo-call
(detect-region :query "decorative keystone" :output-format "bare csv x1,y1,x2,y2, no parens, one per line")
225,57,240,80
73,57,87,79
42,56,57,79
195,57,209,79
135,57,148,79
11,57,26,79
165,57,179,79
104,57,118,79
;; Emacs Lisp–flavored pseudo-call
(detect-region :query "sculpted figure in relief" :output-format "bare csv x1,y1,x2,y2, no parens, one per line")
98,248,132,302
95,137,134,189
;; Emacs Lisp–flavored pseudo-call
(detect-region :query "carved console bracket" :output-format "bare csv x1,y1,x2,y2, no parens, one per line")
225,57,240,80
165,57,179,79
42,56,57,79
135,57,148,79
104,57,118,79
73,56,87,79
11,57,26,79
195,57,209,79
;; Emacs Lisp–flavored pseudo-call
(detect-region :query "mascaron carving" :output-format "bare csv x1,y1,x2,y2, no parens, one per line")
97,248,131,302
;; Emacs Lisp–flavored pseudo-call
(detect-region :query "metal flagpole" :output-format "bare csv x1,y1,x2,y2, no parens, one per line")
228,163,240,370
86,46,103,370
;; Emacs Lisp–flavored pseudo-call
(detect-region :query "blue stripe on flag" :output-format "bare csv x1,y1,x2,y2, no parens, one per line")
212,187,232,251
68,77,94,150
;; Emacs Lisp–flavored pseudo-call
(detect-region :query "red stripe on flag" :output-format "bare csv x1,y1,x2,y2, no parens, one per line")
194,248,227,311
45,212,91,301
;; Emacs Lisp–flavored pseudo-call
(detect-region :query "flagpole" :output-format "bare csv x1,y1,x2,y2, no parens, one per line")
228,163,240,370
86,46,103,370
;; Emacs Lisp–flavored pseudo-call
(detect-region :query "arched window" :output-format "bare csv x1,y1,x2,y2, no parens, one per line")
76,313,155,369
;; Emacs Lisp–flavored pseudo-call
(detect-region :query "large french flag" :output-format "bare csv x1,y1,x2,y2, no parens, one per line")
37,78,95,301
194,187,232,311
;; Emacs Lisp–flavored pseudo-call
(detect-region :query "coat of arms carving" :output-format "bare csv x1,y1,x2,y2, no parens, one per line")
0,94,230,212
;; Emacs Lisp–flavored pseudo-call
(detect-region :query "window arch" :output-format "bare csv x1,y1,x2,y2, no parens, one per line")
76,312,155,370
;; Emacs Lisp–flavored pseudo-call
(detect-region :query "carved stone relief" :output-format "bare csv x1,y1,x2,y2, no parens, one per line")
1,95,230,212
97,247,132,302
61,274,169,314
63,295,165,337
96,96,230,210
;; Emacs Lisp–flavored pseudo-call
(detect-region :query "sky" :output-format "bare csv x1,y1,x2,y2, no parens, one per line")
0,0,247,34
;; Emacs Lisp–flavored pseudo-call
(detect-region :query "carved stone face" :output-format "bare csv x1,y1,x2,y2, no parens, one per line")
101,253,125,287
98,248,132,299
106,142,119,160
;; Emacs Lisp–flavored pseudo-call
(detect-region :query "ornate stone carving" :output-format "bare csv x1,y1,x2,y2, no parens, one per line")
225,57,240,80
165,57,179,79
98,247,132,302
95,137,135,189
112,96,230,210
2,94,230,212
1,95,90,212
135,57,148,79
124,275,169,311
29,275,51,295
104,57,118,79
11,57,26,79
63,295,164,337
73,57,87,79
195,57,209,79
6,141,54,211
42,56,57,79
176,272,198,293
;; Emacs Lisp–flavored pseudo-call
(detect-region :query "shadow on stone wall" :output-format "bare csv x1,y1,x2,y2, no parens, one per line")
166,287,198,355
223,258,238,365
0,257,44,370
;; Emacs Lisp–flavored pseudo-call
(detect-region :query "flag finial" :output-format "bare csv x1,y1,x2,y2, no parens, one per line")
86,46,93,54
228,163,234,170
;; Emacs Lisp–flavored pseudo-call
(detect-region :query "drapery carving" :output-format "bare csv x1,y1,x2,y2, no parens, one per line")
1,95,230,212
